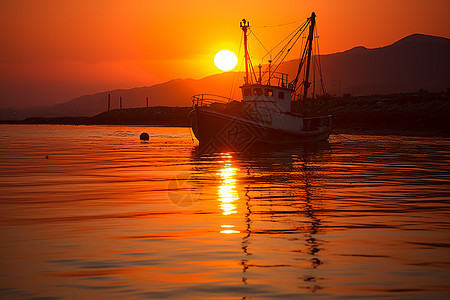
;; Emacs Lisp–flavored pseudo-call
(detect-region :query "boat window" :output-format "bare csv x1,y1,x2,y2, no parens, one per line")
265,89,273,97
253,88,262,96
243,88,251,96
279,91,285,99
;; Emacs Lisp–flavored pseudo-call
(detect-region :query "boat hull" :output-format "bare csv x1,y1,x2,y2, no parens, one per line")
189,107,330,152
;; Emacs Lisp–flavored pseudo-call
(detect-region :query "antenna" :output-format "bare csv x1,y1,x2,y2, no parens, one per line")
258,64,262,84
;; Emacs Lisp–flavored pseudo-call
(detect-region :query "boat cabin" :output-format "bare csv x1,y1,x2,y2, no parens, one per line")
241,84,293,113
241,70,294,112
238,70,295,125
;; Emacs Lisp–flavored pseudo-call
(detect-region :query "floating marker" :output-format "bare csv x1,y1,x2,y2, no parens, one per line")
140,132,149,141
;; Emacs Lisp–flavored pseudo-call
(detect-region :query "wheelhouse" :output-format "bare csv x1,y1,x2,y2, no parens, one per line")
240,69,293,112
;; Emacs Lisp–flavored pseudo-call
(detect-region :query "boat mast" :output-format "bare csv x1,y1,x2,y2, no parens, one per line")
240,19,252,85
303,12,316,99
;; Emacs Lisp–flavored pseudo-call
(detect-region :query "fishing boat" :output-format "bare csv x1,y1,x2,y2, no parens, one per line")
189,12,331,152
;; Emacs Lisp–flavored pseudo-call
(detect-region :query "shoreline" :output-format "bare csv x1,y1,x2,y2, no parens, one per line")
1,123,446,137
1,91,449,137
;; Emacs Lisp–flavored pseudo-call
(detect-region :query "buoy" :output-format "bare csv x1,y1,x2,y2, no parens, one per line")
140,132,149,141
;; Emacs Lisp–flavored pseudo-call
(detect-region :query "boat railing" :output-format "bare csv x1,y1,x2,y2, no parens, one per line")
269,72,291,88
192,94,236,107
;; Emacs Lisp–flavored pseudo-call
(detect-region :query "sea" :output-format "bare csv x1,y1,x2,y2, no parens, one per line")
0,125,449,299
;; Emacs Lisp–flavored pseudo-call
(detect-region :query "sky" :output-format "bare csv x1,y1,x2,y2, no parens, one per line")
0,0,449,109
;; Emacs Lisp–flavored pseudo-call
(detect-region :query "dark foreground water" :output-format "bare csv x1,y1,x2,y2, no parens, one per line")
0,125,449,299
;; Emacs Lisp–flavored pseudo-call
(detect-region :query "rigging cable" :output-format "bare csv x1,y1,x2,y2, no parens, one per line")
249,29,270,63
292,26,311,90
252,19,309,80
261,20,307,62
252,18,307,28
313,45,316,98
313,24,326,95
268,29,304,81
265,20,309,67
229,31,244,101
262,21,310,82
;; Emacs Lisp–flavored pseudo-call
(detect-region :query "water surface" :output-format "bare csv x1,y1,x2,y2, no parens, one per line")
0,125,449,299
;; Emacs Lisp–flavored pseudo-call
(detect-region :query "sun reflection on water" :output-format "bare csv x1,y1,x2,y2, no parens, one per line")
220,224,240,234
217,155,240,234
218,164,238,215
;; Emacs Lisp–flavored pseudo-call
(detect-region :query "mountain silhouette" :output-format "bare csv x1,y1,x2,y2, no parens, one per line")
285,33,450,96
28,72,244,118
2,33,449,119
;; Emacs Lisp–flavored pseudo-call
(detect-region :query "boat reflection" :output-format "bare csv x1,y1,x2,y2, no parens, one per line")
191,143,329,293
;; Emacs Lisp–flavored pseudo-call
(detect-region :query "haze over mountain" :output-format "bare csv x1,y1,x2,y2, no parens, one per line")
1,33,449,119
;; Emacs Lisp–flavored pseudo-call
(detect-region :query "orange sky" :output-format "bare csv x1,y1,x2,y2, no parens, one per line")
0,0,449,109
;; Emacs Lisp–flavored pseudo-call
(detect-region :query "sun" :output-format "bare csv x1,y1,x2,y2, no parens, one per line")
214,50,238,71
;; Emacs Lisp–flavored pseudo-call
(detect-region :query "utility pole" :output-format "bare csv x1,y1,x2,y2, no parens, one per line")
120,96,122,109
146,97,149,108
107,94,111,111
